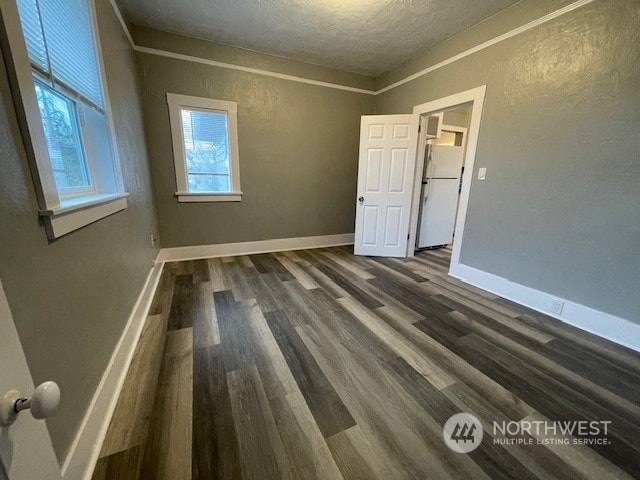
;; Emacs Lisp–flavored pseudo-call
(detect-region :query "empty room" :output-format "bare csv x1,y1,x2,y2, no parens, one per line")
0,0,639,479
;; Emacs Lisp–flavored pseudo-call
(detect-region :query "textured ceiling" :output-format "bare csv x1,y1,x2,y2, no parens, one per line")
120,0,520,76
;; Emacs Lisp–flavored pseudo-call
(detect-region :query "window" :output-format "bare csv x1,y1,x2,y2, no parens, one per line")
167,93,242,202
1,0,127,238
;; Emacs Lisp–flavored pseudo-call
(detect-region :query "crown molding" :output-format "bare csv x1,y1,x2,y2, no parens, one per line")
108,0,597,96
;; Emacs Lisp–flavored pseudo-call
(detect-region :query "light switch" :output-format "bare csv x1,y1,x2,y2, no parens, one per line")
478,168,487,180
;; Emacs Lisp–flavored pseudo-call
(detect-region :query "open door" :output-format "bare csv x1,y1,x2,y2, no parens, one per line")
354,114,420,257
0,279,61,480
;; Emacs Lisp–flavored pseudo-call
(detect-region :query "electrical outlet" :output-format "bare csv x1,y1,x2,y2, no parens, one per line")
550,298,564,315
150,234,157,247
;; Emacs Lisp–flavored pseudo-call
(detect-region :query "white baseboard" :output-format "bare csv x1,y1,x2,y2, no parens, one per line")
157,233,355,262
61,261,165,480
450,263,640,353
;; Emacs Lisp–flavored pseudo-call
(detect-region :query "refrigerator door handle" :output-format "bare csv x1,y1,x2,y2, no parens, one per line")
424,178,431,203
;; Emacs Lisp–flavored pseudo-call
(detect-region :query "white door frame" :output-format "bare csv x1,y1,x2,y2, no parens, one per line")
407,85,487,274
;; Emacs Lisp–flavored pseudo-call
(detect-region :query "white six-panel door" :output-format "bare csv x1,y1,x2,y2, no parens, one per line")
0,278,61,480
354,115,420,257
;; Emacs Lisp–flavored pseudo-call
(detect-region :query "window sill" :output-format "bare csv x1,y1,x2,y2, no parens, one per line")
39,192,129,239
176,191,243,203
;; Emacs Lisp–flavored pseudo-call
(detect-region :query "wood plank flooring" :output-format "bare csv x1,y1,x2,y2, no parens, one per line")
97,246,640,479
93,263,177,480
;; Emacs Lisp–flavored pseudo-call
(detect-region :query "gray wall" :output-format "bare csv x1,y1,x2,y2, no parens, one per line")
0,0,159,461
375,0,640,323
134,28,375,247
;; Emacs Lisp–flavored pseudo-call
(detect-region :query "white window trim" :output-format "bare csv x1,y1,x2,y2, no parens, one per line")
167,93,242,203
0,0,127,239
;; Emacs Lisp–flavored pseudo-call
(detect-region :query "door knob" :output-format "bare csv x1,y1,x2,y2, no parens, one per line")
0,381,60,426
358,196,364,203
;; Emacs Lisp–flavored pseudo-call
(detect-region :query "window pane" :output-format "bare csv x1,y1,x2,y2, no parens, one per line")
188,174,231,193
181,108,231,192
34,81,91,190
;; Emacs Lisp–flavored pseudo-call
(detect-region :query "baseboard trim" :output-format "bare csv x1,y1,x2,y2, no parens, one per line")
61,260,165,480
157,233,355,262
450,263,640,353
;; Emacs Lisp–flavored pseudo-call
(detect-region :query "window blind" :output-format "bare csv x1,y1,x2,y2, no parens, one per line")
180,108,231,193
16,0,48,71
17,0,104,109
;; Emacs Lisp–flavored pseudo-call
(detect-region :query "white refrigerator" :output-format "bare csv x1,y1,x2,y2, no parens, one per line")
416,144,464,249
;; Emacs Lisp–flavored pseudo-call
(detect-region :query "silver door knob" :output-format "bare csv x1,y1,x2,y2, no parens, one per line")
0,381,61,426
358,196,364,203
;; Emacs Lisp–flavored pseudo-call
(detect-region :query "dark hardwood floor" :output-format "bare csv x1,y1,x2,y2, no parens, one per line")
94,246,640,480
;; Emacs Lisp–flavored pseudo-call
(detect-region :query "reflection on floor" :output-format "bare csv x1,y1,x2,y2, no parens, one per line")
93,245,640,480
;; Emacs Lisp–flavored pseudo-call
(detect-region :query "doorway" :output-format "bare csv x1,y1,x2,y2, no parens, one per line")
406,86,486,276
352,86,485,261
414,105,470,252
